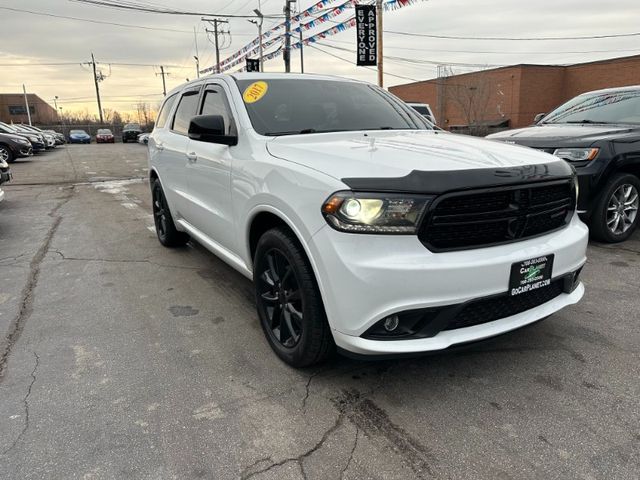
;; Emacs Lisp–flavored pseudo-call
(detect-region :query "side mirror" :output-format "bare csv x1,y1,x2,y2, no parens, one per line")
188,115,238,146
533,113,546,124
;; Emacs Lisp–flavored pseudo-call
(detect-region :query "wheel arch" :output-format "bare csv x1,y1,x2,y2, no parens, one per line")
246,207,332,327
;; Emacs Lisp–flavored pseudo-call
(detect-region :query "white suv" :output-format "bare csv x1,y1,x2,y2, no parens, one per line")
148,73,588,367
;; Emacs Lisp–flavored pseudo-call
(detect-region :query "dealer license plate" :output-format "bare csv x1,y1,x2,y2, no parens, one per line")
509,255,555,296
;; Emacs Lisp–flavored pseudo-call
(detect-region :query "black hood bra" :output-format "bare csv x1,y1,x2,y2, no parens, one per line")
342,161,574,194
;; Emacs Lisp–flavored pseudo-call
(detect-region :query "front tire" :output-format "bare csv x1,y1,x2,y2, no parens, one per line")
151,179,190,247
591,173,640,243
254,228,334,367
0,145,14,163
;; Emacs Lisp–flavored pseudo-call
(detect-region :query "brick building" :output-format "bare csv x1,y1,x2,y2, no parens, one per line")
389,54,640,133
0,93,58,125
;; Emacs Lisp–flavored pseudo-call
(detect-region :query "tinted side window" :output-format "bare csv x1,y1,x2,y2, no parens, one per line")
172,91,200,135
156,94,177,129
200,87,234,135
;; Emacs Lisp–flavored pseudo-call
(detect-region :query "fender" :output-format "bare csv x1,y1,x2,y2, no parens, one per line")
244,204,332,325
148,167,186,232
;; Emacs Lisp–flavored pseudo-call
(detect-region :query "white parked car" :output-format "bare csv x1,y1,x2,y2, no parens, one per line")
0,157,11,202
148,73,588,367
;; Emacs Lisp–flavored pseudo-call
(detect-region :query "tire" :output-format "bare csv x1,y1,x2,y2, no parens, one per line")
254,227,334,367
590,173,640,243
151,178,190,247
0,145,14,163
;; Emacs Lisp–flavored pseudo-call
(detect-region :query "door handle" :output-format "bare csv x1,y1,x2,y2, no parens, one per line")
187,152,198,163
156,142,164,151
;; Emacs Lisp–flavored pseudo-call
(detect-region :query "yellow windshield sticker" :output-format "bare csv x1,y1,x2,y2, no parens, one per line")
243,81,268,104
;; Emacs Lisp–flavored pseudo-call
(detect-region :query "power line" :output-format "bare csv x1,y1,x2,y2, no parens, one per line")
0,6,193,33
321,38,640,56
0,62,82,67
306,44,421,82
69,0,284,18
385,30,640,41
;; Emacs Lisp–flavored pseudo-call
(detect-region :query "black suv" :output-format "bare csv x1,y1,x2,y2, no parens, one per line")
488,86,640,243
122,123,142,143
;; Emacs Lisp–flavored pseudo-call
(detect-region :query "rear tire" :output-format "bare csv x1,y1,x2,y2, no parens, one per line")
590,173,640,243
0,145,14,163
254,227,334,367
151,178,190,247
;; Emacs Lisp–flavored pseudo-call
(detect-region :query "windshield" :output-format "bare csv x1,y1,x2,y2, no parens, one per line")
97,129,112,134
70,130,86,135
543,89,640,125
236,78,431,136
124,123,141,130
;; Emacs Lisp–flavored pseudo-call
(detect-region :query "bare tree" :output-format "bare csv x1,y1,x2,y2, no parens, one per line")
444,72,494,136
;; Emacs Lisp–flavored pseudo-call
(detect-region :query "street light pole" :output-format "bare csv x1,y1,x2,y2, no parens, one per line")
250,7,264,72
194,26,200,78
23,84,32,126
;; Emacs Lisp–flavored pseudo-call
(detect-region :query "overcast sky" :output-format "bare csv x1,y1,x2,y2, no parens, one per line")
1,0,639,116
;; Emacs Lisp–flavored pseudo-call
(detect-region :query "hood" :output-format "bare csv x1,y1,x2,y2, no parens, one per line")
265,130,564,181
487,123,640,147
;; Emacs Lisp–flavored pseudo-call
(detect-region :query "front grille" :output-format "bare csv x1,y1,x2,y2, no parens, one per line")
419,180,574,251
444,280,564,331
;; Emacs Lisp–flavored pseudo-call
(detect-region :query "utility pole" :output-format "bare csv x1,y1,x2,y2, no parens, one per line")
284,0,294,73
22,84,32,126
376,0,383,88
204,18,229,74
299,29,304,73
156,66,170,96
91,53,104,123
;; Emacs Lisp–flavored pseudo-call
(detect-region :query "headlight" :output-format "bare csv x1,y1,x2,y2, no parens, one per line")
322,191,432,234
553,147,599,162
17,138,30,145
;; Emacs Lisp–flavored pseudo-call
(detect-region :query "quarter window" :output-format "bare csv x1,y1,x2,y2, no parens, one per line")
172,90,200,135
155,94,177,129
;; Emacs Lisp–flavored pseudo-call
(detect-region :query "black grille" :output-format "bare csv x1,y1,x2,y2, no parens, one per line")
419,180,574,251
444,280,564,331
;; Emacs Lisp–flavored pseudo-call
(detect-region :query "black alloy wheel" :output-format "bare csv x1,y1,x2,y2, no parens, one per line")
257,249,304,348
151,179,189,247
254,228,334,367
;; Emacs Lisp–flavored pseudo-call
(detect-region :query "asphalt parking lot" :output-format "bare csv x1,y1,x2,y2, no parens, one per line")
0,144,638,480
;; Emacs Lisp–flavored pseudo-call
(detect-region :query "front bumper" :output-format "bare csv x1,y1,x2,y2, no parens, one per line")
308,214,588,355
16,145,33,158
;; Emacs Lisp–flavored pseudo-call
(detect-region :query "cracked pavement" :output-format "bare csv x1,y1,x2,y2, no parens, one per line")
0,144,639,479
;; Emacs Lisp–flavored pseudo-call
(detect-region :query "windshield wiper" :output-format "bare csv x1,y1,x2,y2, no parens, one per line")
562,120,608,124
266,128,348,136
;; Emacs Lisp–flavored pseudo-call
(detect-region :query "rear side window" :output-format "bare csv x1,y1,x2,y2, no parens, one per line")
200,86,234,135
155,94,177,129
172,90,200,135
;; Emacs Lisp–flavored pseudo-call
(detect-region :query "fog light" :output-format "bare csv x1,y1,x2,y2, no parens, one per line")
383,315,400,332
